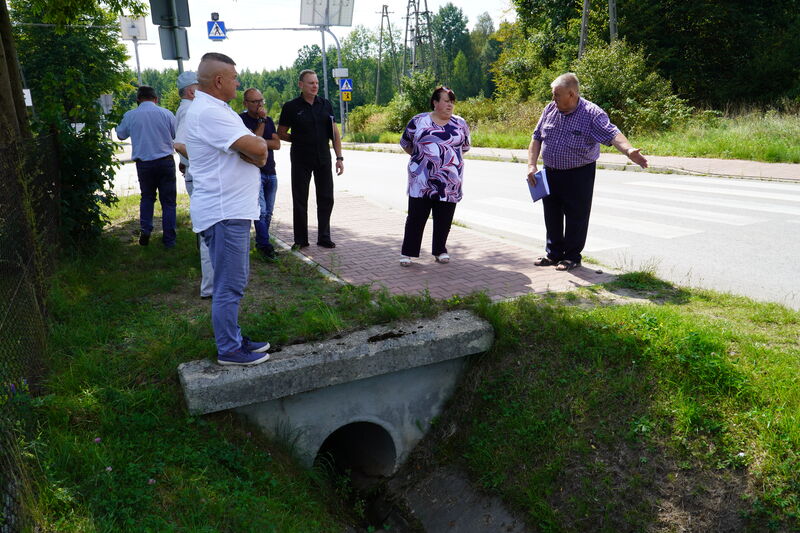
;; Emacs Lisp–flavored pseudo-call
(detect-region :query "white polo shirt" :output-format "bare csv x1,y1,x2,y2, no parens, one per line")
177,90,260,233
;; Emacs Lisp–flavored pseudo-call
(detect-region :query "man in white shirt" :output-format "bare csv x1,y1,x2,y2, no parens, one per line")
174,53,270,366
175,71,214,299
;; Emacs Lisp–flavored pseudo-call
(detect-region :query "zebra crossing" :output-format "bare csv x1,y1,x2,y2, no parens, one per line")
458,171,799,252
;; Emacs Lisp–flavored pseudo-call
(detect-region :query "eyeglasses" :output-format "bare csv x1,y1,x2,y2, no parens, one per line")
245,99,264,104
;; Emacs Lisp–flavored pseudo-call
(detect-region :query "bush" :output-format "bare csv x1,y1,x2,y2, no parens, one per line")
456,97,545,138
385,92,415,133
53,119,119,243
574,40,693,134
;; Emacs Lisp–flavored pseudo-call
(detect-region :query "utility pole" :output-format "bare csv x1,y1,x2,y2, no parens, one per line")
402,0,436,81
375,5,399,103
608,0,618,42
579,0,590,57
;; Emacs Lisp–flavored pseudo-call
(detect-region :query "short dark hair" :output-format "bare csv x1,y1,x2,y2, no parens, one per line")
430,86,456,110
201,52,236,65
299,69,316,82
136,85,158,101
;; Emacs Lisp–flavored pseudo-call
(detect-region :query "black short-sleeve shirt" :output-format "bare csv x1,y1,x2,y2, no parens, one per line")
279,95,335,162
239,112,277,175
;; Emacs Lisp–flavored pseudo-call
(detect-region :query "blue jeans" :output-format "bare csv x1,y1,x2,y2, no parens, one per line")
201,219,251,355
254,173,278,251
136,156,177,247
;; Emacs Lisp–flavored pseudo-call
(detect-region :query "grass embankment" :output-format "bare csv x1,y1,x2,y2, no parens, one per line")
346,107,800,164
12,196,800,530
427,275,799,531
15,196,441,531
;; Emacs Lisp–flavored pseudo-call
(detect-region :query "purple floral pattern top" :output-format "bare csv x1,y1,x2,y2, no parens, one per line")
400,112,471,202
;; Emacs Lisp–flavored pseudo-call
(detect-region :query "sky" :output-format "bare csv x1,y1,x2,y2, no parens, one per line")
122,0,516,74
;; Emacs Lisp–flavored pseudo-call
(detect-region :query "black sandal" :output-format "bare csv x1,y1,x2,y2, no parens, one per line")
534,256,558,266
555,260,581,271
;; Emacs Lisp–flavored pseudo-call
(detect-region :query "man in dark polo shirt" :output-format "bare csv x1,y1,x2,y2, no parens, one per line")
240,87,281,261
527,72,648,271
278,69,344,249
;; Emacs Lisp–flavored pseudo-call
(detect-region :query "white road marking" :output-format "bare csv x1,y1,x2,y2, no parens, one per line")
455,207,628,252
630,181,800,203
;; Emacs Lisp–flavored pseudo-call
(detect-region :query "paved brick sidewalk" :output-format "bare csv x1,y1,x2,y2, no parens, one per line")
270,189,614,301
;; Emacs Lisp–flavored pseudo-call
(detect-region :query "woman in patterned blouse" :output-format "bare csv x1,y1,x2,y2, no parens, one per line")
399,86,471,266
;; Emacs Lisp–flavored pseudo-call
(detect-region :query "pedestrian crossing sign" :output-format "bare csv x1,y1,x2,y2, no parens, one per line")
339,78,353,92
207,20,226,40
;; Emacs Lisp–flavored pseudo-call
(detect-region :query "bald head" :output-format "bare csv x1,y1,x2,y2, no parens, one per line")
197,52,239,102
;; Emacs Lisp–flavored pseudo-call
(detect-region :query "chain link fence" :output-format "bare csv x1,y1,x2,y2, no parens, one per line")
0,133,60,532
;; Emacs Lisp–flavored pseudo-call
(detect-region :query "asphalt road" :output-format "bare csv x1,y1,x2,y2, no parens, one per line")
290,150,800,309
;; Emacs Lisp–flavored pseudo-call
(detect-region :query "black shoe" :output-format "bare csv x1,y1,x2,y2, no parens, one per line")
257,247,278,262
200,295,212,300
317,240,336,248
139,232,150,246
291,242,309,251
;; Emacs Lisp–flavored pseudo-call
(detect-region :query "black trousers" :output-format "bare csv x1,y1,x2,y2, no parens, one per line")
290,154,334,244
541,162,596,263
401,196,457,257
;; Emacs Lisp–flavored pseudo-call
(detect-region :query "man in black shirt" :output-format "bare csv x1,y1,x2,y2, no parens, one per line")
278,69,344,249
239,88,281,261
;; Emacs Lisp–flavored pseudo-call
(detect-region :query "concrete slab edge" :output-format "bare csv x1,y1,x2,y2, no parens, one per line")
178,309,494,415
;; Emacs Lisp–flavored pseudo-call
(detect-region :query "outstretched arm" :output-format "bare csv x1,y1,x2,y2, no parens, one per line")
611,132,648,168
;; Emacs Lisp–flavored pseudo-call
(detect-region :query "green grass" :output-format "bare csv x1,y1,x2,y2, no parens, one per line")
11,196,444,531
627,112,800,163
343,131,400,144
348,106,800,163
428,274,800,531
13,194,800,530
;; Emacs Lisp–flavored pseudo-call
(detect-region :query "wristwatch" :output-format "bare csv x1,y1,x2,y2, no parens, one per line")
336,156,344,161
256,118,265,124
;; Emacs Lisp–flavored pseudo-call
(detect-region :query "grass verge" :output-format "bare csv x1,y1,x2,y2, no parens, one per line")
420,274,800,531
348,107,800,163
11,196,444,531
11,194,800,531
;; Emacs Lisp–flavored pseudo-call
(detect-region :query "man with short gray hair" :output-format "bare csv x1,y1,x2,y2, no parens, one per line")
527,72,648,271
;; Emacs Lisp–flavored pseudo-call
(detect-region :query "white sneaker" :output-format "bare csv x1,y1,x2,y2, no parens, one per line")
399,255,412,266
435,253,450,264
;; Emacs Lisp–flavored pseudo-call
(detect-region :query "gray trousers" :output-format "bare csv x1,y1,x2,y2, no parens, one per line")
186,178,214,297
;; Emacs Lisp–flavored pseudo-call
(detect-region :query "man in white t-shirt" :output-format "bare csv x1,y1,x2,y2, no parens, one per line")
174,52,270,366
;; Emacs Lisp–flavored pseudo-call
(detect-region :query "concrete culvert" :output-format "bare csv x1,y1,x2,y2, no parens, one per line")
315,422,397,488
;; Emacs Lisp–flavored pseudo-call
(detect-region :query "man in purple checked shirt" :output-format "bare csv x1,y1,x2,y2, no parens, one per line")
527,72,648,271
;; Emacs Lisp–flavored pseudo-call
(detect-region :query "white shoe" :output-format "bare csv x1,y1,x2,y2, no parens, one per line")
400,255,412,266
435,253,450,264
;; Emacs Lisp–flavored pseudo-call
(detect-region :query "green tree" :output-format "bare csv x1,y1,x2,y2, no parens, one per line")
618,0,800,104
574,40,692,133
470,12,500,97
450,51,470,98
430,3,471,83
11,0,132,242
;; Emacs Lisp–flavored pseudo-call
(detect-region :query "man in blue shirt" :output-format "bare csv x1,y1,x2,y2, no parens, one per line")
239,88,281,261
116,86,178,248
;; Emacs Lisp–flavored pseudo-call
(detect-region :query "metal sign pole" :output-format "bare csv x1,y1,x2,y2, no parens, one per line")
133,36,142,85
321,28,329,101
